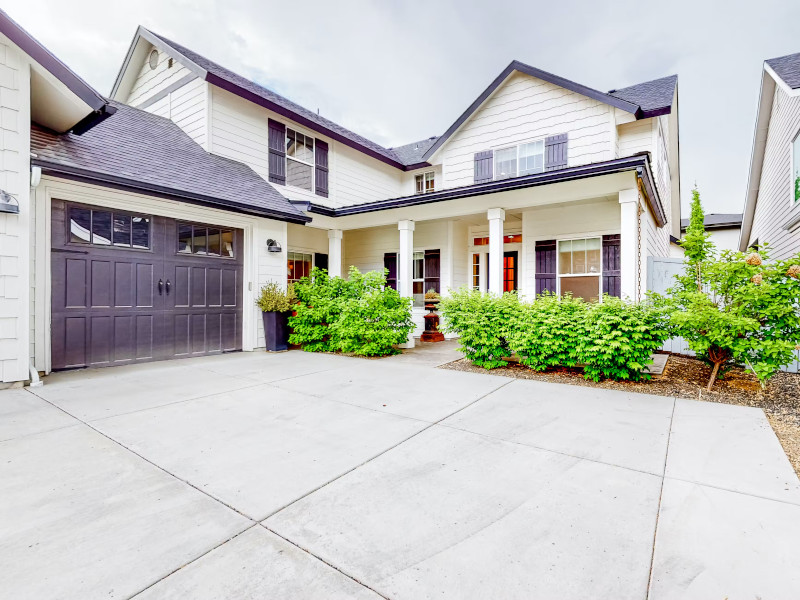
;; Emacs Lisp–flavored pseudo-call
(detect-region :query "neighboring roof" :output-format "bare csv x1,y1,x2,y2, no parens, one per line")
680,213,743,231
765,52,800,89
388,137,439,167
31,101,309,223
307,154,666,227
111,27,425,170
423,62,677,161
608,75,678,118
0,8,114,133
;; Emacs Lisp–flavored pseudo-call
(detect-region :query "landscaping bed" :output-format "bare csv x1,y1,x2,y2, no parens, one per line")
440,354,800,477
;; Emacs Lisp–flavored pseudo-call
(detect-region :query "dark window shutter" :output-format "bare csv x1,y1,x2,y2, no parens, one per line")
315,140,329,197
474,150,493,183
602,234,621,297
424,249,441,294
545,134,568,171
268,119,286,185
314,252,328,272
535,239,557,296
384,252,397,290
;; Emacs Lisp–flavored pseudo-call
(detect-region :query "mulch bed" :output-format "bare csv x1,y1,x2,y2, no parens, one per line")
439,354,800,477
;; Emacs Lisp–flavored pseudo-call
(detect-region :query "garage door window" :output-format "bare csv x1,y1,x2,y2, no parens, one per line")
177,223,235,258
70,207,150,249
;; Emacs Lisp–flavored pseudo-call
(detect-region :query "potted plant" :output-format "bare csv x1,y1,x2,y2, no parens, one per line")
421,288,444,342
256,282,295,352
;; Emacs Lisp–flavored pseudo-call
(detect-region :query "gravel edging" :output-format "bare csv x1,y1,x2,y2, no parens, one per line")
439,355,800,478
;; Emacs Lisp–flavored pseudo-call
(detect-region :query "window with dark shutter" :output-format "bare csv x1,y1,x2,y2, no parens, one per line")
384,252,397,290
545,134,568,171
535,239,557,296
268,119,286,185
602,234,621,297
474,150,493,183
315,140,329,197
423,249,440,294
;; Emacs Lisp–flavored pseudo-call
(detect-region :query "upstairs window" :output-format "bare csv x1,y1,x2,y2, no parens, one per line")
793,133,800,203
415,172,435,194
286,129,314,191
495,140,545,180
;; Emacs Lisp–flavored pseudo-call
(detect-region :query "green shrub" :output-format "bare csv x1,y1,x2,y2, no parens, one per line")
440,289,520,369
578,296,671,382
255,281,296,312
507,292,585,371
288,266,413,356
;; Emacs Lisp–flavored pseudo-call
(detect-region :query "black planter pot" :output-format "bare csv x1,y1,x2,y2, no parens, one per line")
262,311,289,352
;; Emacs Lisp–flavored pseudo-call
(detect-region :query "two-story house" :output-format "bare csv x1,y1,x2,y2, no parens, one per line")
741,51,800,258
5,15,681,382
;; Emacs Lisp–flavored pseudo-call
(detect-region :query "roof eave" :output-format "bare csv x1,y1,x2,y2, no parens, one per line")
33,159,311,224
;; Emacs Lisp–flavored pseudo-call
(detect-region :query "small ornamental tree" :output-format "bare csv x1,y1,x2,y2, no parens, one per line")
679,186,714,291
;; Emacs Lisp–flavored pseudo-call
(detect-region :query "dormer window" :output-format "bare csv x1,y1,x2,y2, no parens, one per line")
415,172,435,194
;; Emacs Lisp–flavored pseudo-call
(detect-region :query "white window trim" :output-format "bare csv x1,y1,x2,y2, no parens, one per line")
287,248,314,283
414,171,436,194
494,139,545,181
555,236,603,302
467,231,523,294
791,130,800,207
286,127,315,194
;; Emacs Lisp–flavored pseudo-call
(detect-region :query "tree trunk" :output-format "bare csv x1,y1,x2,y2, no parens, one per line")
706,360,722,391
705,346,729,391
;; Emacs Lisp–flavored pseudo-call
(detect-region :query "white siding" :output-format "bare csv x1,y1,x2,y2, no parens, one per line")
287,223,328,255
170,78,208,148
646,208,669,259
750,86,800,259
617,119,654,157
439,71,615,188
0,34,31,383
127,46,194,107
209,86,404,208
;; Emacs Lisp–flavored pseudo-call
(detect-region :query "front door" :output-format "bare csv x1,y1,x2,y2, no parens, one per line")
503,251,518,292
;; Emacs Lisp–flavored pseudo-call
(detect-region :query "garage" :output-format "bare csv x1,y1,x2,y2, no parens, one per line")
51,200,244,369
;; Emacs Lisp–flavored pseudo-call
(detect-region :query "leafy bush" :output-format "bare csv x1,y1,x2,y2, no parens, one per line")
289,266,413,356
578,297,671,382
255,281,296,313
507,292,585,371
440,289,519,369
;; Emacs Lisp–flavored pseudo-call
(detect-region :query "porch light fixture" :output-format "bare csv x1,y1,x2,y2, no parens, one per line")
266,238,282,253
0,189,19,214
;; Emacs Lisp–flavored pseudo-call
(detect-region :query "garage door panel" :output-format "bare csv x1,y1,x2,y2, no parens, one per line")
221,313,237,351
114,263,134,308
207,268,222,307
207,314,222,352
64,317,86,368
173,314,190,357
65,258,87,308
113,316,134,362
90,316,112,365
222,269,237,307
135,315,155,360
191,267,206,307
191,314,206,354
174,266,190,307
91,261,112,308
135,263,155,308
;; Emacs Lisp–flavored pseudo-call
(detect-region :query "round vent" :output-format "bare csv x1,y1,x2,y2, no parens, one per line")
148,49,159,70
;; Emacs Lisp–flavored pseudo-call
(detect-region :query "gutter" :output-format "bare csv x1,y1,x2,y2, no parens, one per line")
33,159,312,225
307,155,667,227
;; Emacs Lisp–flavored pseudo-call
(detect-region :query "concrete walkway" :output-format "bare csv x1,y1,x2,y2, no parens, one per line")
1,342,799,599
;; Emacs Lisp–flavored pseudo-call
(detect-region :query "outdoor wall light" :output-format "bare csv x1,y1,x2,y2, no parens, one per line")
266,239,282,253
0,189,19,214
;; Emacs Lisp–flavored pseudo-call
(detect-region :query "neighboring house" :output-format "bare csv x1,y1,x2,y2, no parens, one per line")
741,51,800,257
0,11,681,383
680,213,743,253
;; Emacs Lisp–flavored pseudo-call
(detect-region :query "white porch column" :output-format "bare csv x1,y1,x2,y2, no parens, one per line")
327,229,343,278
487,208,505,295
619,189,639,301
398,220,415,348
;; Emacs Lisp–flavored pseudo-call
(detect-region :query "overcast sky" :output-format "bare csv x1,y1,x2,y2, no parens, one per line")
7,0,800,216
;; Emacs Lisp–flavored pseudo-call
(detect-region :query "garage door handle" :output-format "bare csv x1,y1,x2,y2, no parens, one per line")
165,279,171,295
157,279,163,295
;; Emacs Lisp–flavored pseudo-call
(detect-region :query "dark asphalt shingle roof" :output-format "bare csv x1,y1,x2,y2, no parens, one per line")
608,75,678,116
147,31,423,168
388,137,439,166
31,101,309,222
680,213,742,230
766,52,800,89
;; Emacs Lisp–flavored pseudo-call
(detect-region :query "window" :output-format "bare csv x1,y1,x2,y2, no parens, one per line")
413,251,424,306
793,134,800,203
70,207,150,249
472,253,480,290
503,251,518,292
558,237,601,302
495,140,545,180
286,128,314,191
177,223,234,258
288,251,313,283
415,172,435,194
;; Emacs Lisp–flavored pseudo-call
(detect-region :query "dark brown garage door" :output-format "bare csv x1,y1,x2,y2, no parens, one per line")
51,200,244,370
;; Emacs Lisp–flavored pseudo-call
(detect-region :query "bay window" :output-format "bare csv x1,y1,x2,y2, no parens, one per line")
558,237,602,302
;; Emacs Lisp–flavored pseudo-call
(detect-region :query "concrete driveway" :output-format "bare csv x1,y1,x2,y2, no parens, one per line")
2,342,799,599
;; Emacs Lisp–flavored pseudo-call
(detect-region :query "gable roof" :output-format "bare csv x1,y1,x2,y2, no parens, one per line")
111,27,426,170
765,52,800,89
31,101,309,223
388,137,439,167
422,61,678,161
0,8,114,133
680,213,742,231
